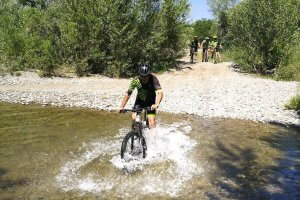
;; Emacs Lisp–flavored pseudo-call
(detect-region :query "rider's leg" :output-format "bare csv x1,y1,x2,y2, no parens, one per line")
216,52,220,63
205,49,208,62
131,112,137,120
148,115,156,128
147,115,157,146
213,51,217,64
131,112,137,129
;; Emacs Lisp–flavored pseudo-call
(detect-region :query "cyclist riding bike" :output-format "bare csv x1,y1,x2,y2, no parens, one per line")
201,37,210,62
119,64,163,128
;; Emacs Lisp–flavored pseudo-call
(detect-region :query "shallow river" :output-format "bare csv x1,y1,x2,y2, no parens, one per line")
0,103,299,200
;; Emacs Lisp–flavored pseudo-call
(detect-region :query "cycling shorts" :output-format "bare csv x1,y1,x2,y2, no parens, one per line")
215,47,221,52
134,100,156,116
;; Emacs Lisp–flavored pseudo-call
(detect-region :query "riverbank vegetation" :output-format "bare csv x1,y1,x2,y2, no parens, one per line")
1,0,299,81
0,0,190,77
285,95,300,111
204,0,300,81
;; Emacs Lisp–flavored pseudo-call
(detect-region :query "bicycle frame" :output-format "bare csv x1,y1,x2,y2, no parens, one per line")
122,107,150,133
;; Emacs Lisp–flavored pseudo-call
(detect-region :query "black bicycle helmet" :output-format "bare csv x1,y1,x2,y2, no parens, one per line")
139,64,150,76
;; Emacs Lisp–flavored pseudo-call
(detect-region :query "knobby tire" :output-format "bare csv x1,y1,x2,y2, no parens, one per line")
121,131,146,159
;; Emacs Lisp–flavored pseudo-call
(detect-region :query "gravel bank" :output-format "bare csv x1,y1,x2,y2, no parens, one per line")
0,62,299,126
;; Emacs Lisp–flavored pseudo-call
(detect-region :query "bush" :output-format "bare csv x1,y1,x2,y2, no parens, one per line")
285,95,300,111
192,19,216,40
220,49,234,62
0,0,190,77
226,0,299,74
14,71,22,76
276,33,300,81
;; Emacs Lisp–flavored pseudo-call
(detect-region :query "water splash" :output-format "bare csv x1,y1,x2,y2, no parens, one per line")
56,122,203,197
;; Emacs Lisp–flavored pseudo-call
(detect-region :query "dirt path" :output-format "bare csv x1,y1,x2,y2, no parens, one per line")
0,56,233,92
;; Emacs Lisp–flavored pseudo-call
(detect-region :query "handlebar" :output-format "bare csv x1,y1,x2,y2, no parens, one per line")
120,107,152,113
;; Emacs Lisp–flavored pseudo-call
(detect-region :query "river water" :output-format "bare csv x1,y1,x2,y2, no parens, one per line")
0,103,299,200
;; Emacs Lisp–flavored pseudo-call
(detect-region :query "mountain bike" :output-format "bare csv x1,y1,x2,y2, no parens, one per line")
120,106,151,160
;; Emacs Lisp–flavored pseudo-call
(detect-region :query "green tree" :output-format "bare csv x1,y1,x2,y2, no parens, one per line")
207,0,237,17
297,0,300,27
207,0,238,37
0,0,190,77
192,19,216,40
227,0,299,74
0,0,24,71
17,0,49,9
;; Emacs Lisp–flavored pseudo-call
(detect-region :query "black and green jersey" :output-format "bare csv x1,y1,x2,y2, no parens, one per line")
202,40,210,48
190,39,198,48
127,74,161,105
211,41,218,48
216,41,221,48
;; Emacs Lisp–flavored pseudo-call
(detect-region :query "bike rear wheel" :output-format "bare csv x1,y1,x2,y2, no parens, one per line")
120,131,147,160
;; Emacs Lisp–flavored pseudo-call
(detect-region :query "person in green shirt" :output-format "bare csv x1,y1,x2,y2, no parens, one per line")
201,37,210,62
211,36,222,64
211,36,218,63
119,64,163,128
190,36,199,58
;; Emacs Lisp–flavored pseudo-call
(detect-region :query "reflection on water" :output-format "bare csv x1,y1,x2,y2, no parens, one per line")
0,103,299,199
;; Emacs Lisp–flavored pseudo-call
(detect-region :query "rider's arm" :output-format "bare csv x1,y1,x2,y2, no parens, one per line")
120,78,137,109
151,76,163,110
120,93,130,109
155,89,163,107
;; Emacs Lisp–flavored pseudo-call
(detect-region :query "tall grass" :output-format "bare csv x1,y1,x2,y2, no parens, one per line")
285,95,300,111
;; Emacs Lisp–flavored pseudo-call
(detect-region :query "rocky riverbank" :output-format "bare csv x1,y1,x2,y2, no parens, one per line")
0,61,299,126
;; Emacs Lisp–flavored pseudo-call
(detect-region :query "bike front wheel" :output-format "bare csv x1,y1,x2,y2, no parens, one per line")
120,131,147,160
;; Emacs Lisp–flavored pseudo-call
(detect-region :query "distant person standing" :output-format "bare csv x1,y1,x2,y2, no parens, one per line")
190,36,199,59
201,37,210,62
215,38,222,64
211,36,218,63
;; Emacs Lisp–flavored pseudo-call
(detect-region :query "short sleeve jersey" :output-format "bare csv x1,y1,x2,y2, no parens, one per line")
191,39,199,48
211,41,218,48
202,40,210,48
127,74,161,104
